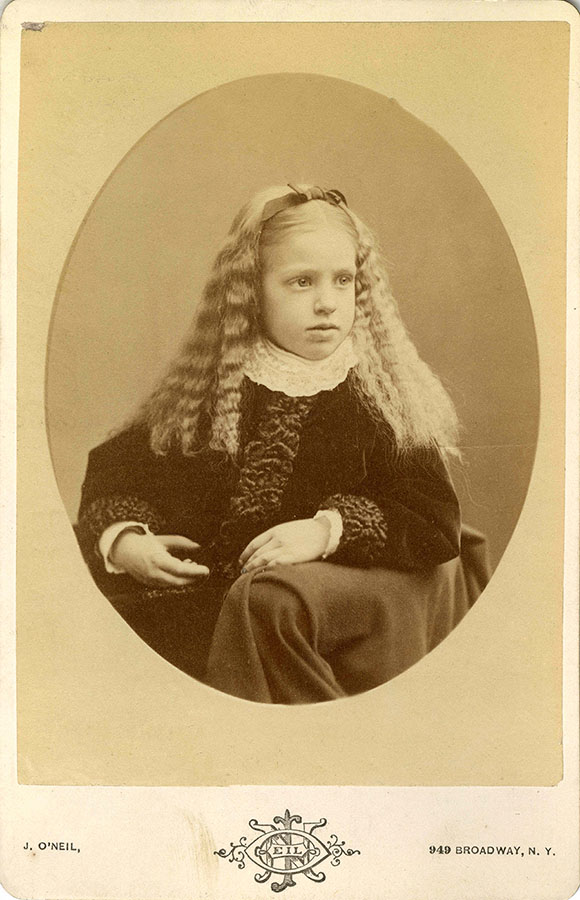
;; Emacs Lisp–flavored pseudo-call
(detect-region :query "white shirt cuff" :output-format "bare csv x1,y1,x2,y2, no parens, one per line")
314,509,343,558
99,521,151,574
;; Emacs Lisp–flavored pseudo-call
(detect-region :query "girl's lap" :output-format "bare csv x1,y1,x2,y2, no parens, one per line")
229,557,472,625
219,558,473,657
205,558,476,702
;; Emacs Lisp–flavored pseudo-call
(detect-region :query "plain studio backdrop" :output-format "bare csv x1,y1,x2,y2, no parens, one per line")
45,73,538,574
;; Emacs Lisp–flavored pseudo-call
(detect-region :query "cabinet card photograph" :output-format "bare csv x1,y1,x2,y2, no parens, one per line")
1,1,578,898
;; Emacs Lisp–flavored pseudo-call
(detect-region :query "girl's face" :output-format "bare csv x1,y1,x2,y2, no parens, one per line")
260,222,357,360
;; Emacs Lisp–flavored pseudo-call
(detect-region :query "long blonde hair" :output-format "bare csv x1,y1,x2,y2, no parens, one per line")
136,184,460,458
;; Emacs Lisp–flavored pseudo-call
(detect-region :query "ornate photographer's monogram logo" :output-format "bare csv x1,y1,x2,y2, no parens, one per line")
214,808,360,892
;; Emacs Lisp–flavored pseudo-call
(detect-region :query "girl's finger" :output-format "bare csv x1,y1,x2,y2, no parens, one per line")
153,552,209,578
239,530,274,565
167,558,210,577
181,558,211,575
265,554,294,569
176,561,210,577
157,535,201,552
243,544,282,572
243,541,277,570
150,570,203,587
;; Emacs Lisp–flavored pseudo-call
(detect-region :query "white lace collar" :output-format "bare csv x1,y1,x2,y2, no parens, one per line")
242,335,358,397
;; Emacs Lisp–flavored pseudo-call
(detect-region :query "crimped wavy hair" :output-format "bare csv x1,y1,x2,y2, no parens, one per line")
136,184,460,458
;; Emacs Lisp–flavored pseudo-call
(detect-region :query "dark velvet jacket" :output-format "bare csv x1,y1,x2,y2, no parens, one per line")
77,375,461,597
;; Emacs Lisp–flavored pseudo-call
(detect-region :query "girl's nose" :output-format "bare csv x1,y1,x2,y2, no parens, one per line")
314,286,337,314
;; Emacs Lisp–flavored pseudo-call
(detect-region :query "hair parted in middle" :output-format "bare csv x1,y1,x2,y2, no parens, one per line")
137,183,460,459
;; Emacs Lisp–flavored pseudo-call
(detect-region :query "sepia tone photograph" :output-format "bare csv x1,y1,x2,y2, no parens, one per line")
46,74,535,704
1,2,578,899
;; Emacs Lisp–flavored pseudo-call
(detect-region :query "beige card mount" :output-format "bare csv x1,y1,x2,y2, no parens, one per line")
0,1,578,899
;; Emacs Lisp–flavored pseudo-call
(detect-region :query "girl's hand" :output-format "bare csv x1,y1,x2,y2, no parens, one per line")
109,530,210,586
239,519,330,573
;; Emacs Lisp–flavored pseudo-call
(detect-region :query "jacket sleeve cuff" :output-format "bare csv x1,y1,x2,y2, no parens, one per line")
321,493,388,566
77,495,166,571
314,509,343,558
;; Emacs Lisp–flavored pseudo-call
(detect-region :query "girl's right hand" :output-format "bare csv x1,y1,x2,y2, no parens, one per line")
109,530,210,586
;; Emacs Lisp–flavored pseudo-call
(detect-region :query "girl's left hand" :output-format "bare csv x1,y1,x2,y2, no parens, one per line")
239,518,330,572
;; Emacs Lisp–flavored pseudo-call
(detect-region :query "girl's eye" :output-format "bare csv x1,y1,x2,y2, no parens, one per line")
293,276,311,287
337,274,354,286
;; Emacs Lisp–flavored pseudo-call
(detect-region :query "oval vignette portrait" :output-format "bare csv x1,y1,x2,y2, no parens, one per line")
45,74,539,705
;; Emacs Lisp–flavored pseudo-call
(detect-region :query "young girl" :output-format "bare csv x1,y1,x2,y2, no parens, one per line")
77,183,479,704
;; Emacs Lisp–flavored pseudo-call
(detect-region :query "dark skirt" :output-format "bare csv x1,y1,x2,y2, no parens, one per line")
102,526,490,704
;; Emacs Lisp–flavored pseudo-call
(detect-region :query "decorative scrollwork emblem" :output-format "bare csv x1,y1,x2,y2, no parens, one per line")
214,808,360,892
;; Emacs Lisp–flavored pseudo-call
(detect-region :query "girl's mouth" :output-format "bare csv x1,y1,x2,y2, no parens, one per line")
308,324,338,331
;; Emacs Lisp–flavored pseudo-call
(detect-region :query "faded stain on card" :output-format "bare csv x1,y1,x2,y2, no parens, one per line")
181,812,219,893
